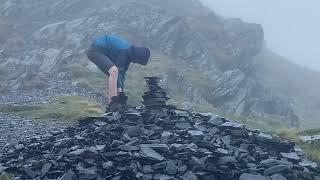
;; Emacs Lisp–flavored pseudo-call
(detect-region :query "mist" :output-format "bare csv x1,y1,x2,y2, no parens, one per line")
200,0,320,71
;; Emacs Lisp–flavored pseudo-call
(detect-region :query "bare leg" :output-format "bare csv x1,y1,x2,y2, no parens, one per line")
108,66,118,100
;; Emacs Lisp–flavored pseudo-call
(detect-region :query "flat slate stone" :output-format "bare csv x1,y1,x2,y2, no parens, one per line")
208,115,224,126
216,148,229,155
41,163,52,174
299,159,318,168
239,173,269,180
140,144,169,152
15,144,24,150
264,165,290,175
188,130,204,137
166,160,178,175
181,171,198,180
270,174,287,180
260,159,289,168
280,152,301,161
140,145,165,161
218,156,237,165
24,167,37,178
58,170,76,180
68,148,85,156
175,122,191,130
220,122,244,129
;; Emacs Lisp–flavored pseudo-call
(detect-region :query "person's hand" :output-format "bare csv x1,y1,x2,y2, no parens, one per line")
118,92,128,105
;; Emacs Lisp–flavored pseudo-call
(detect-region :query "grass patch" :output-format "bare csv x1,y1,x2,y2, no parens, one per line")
301,143,320,164
0,96,104,124
0,174,10,180
224,114,285,133
276,128,300,142
272,128,320,165
300,128,320,136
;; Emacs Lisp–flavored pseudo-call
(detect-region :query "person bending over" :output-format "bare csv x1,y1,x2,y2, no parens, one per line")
87,35,150,112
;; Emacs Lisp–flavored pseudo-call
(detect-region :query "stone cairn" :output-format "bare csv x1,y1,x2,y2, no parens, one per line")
1,79,320,180
142,77,170,108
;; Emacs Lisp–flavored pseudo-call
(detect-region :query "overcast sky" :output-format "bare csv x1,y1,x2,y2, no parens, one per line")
200,0,320,71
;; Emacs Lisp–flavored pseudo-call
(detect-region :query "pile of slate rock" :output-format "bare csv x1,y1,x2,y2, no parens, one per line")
142,77,170,108
1,107,320,180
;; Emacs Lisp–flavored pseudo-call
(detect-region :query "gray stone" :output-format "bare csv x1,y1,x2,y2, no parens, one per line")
161,132,173,139
94,121,107,127
186,143,198,152
280,152,301,161
260,159,278,168
264,165,290,175
41,163,52,174
126,126,141,137
220,121,244,129
103,161,113,169
300,135,320,143
239,173,269,180
208,115,224,126
220,136,231,146
58,170,76,180
140,144,169,152
111,140,124,148
216,148,229,155
143,165,153,174
270,174,287,180
170,144,185,151
68,148,85,155
299,159,318,168
166,160,178,175
188,130,204,137
15,144,25,150
24,167,37,178
153,174,175,180
218,156,237,165
175,122,191,130
181,171,198,180
140,145,165,161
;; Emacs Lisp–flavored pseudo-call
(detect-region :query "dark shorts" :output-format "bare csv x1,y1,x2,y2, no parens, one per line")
87,44,115,76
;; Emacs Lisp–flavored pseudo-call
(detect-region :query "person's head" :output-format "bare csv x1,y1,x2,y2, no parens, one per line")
131,46,150,65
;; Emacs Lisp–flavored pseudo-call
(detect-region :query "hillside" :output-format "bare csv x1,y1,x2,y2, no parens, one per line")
0,0,319,130
253,49,320,129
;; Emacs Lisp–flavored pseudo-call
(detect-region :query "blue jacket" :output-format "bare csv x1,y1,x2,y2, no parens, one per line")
94,35,131,89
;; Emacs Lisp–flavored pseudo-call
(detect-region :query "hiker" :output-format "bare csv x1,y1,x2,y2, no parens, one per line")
87,35,151,112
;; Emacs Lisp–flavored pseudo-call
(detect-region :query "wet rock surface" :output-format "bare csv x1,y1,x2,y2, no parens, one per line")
143,77,170,107
1,107,319,180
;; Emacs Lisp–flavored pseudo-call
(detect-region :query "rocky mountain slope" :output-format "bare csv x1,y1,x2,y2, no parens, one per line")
0,0,319,129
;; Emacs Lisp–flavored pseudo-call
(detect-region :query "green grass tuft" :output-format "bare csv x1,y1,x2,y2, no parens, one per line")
301,143,320,165
0,174,11,180
276,128,300,142
274,128,320,165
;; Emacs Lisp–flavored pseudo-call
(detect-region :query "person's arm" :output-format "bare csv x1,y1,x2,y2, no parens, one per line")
108,66,118,99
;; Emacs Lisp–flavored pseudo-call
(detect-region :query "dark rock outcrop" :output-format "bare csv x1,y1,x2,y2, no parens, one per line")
1,107,319,179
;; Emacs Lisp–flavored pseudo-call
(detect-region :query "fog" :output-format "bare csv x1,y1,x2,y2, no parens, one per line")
200,0,320,71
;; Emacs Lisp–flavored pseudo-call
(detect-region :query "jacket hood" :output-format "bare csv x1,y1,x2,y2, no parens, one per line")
131,46,150,65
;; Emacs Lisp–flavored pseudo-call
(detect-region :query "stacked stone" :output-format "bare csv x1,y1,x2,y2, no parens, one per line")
142,77,170,108
1,107,320,180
